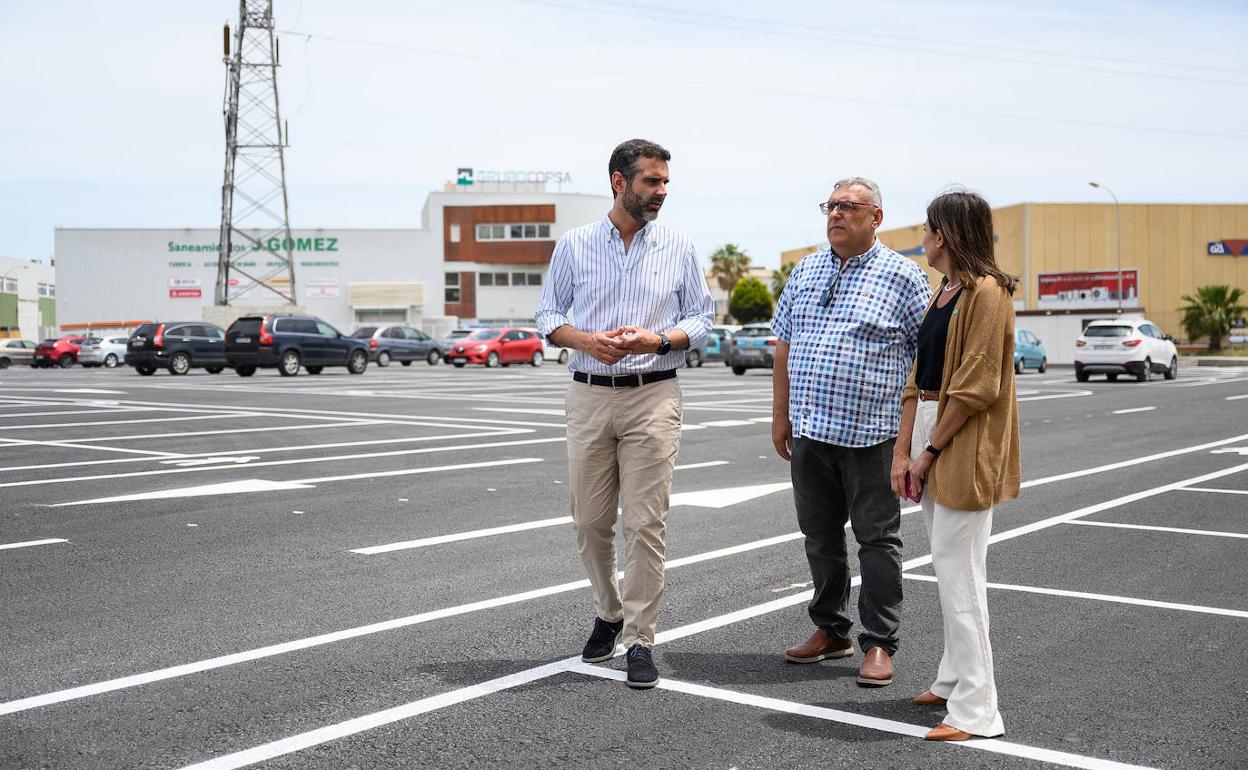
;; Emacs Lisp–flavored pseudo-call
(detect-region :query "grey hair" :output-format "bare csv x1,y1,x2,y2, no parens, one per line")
833,177,882,207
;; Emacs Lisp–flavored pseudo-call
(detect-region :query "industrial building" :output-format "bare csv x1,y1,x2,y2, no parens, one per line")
52,178,611,337
0,255,57,341
782,202,1248,364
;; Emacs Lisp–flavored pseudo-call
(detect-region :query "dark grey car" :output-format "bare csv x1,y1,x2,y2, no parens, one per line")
350,324,442,367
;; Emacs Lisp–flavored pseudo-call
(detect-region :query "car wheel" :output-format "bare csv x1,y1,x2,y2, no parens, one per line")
1075,366,1089,383
453,362,466,368
427,349,440,366
1107,373,1118,382
348,349,368,374
558,349,569,364
1164,356,1178,380
732,366,746,376
306,365,323,375
687,350,702,368
104,354,119,368
1014,357,1024,375
136,365,156,376
486,351,500,368
377,350,391,367
205,366,224,374
236,366,256,377
1137,358,1151,383
279,350,301,377
530,350,544,367
58,353,74,368
1038,357,1047,374
168,351,192,376
0,358,8,369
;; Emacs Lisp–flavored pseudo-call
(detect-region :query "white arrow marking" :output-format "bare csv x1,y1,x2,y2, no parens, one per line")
669,481,792,509
160,456,260,467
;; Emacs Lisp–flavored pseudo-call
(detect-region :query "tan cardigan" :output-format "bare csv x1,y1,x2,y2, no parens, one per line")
902,276,1021,511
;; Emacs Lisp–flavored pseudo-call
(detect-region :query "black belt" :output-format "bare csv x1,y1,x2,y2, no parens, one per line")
573,369,677,388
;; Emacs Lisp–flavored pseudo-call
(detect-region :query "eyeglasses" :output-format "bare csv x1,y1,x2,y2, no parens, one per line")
819,200,877,216
819,270,843,308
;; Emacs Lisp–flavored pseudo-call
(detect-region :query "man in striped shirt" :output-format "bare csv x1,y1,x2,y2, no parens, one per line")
535,139,714,690
771,177,932,688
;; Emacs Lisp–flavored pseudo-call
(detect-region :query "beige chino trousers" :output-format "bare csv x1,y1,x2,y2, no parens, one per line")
565,376,682,649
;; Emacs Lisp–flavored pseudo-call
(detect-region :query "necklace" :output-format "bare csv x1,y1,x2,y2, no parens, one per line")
941,281,962,293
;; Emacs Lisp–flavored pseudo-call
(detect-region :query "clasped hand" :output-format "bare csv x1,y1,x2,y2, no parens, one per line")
583,326,662,365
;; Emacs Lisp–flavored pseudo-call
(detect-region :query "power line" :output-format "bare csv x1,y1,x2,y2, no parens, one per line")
275,29,1248,141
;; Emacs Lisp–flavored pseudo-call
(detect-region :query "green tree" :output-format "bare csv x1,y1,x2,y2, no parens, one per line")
1179,284,1246,352
709,243,751,295
730,276,773,324
770,262,795,299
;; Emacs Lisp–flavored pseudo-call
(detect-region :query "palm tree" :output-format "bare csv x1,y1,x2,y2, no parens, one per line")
709,244,751,295
1179,284,1246,352
770,262,795,299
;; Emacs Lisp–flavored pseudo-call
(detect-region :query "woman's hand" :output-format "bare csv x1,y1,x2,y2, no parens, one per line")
909,450,935,485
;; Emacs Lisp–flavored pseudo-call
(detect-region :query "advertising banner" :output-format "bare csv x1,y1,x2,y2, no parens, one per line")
1037,270,1138,308
169,277,202,288
169,288,202,298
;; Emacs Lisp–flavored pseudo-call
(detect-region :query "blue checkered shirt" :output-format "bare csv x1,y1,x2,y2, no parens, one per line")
772,239,932,447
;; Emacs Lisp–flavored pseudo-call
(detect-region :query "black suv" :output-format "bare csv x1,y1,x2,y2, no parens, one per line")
126,322,228,376
224,314,369,377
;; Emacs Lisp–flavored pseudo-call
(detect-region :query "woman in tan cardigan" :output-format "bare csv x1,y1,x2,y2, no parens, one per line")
891,190,1020,741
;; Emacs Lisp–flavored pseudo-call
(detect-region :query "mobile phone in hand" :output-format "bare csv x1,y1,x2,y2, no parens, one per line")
903,470,924,503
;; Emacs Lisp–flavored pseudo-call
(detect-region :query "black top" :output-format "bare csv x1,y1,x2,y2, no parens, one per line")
915,288,961,392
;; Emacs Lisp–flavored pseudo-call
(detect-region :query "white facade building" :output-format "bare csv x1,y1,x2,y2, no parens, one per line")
0,255,57,341
52,183,611,336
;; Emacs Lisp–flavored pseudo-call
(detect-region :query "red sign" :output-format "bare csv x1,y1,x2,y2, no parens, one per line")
169,288,202,298
1038,270,1138,307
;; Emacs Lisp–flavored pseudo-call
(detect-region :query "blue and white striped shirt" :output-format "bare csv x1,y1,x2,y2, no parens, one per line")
772,239,931,447
535,215,715,374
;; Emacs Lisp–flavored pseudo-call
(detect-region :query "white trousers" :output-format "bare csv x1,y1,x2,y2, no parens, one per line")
912,400,1005,737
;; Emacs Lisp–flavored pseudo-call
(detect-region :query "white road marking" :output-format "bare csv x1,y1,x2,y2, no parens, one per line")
0,413,258,431
1067,519,1248,539
49,458,545,507
679,423,707,431
1210,447,1248,456
52,388,128,394
749,416,772,423
570,666,1155,770
0,437,185,458
904,574,1248,619
1226,394,1248,401
1017,389,1093,402
1111,406,1156,414
668,481,793,509
698,419,756,427
472,407,566,416
352,516,572,554
160,457,260,467
0,538,68,551
0,408,147,419
672,460,729,471
1178,485,1248,495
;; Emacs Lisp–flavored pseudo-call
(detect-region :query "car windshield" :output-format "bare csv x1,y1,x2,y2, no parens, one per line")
1084,325,1132,338
469,329,502,341
350,327,377,339
736,327,774,338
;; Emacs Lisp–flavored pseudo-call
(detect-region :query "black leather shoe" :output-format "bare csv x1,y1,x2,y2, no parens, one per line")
625,644,659,689
581,617,623,662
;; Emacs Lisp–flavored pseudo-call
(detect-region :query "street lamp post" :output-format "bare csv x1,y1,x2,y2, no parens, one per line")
1088,182,1123,312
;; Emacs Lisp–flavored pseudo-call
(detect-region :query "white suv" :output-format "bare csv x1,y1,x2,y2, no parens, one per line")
1074,319,1178,383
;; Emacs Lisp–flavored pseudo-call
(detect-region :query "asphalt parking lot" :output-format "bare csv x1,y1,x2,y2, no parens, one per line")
2,361,1247,769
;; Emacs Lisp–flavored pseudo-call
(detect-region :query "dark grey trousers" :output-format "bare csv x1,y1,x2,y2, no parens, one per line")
791,436,902,655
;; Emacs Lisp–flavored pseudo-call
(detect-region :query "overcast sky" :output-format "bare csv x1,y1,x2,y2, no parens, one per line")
2,0,1245,269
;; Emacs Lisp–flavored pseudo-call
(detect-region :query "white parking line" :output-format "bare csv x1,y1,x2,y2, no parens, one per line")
352,516,572,554
698,419,757,427
0,437,186,458
1111,406,1157,414
1067,520,1248,539
472,407,566,416
1177,486,1248,496
672,460,729,470
570,666,1154,770
0,538,68,551
904,574,1248,619
0,413,259,431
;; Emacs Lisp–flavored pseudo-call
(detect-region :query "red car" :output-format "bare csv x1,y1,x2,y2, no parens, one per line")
33,336,86,368
447,327,545,368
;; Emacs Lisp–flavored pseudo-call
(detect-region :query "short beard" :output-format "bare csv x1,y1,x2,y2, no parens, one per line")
621,185,658,224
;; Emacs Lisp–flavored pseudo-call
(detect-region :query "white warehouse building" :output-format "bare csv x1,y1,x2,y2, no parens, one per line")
52,179,611,337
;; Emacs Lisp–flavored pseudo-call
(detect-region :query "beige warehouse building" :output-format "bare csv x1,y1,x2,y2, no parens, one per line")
782,203,1248,364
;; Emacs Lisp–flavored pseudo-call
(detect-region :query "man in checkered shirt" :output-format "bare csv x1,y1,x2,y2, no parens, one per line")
770,177,932,688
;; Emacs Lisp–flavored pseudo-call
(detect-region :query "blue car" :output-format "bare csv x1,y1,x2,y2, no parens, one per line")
686,325,739,367
1014,328,1047,373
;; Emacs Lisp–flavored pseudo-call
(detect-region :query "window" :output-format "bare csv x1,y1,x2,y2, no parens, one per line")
383,327,404,339
315,321,339,337
403,328,430,341
479,273,493,287
445,272,461,303
354,309,406,324
37,283,55,297
495,273,509,287
474,222,555,241
478,271,543,288
511,272,526,286
449,224,461,243
527,273,542,286
1,278,16,293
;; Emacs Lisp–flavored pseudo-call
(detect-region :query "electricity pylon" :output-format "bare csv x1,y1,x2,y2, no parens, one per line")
215,0,297,306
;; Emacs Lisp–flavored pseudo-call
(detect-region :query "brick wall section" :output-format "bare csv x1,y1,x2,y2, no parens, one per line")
444,205,557,265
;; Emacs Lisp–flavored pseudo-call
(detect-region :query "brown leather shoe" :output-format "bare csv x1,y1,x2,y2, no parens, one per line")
925,723,972,741
784,629,853,663
856,647,893,686
913,691,947,706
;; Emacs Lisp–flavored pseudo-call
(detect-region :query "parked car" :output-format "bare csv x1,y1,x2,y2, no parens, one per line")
33,336,86,368
224,314,369,377
350,324,442,366
726,323,777,375
1013,328,1047,374
525,329,570,364
126,322,228,376
446,327,545,368
0,339,37,368
439,329,476,361
1074,318,1178,382
687,325,739,368
77,336,129,368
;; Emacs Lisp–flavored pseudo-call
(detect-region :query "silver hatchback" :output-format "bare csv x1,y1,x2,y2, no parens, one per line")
350,324,442,367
